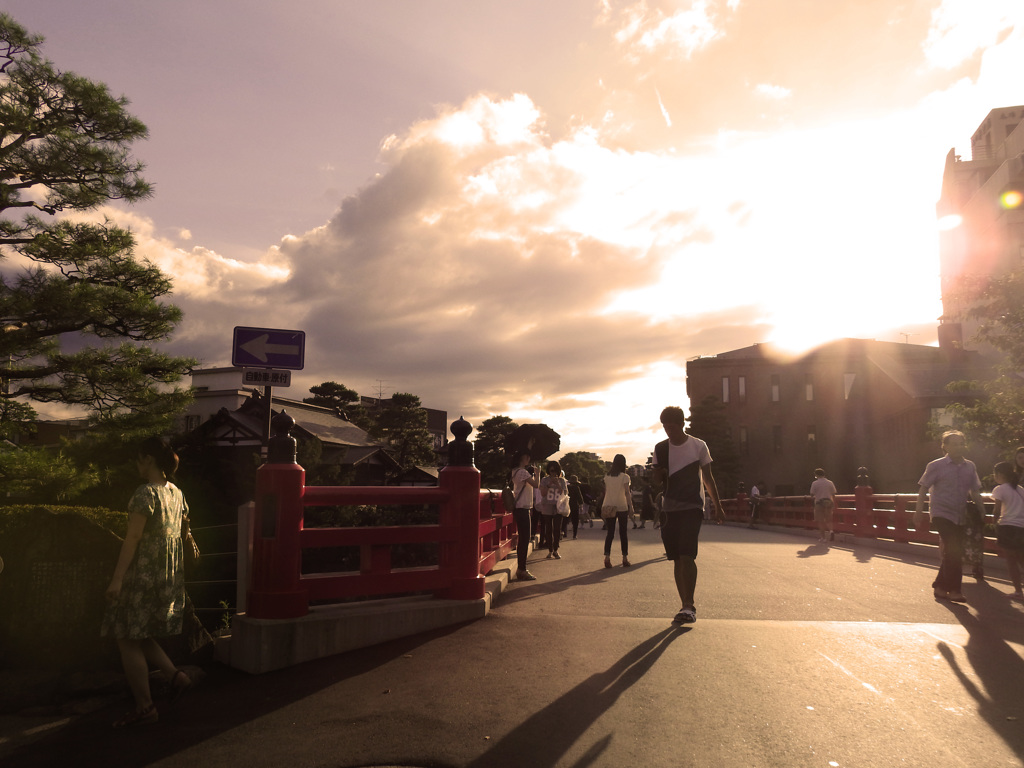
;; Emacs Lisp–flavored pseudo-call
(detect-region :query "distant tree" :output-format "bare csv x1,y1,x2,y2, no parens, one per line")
946,270,1024,449
0,14,194,444
558,450,607,490
473,415,518,488
370,392,436,476
303,381,371,430
687,395,741,495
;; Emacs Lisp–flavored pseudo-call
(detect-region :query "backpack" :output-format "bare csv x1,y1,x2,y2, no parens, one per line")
501,472,517,512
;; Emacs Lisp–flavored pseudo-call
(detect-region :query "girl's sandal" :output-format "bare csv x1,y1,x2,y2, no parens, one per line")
169,669,192,703
112,704,158,728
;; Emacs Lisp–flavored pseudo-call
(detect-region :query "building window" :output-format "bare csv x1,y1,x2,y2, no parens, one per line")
738,376,746,403
807,425,816,444
771,374,780,403
185,415,201,432
931,407,955,428
773,425,783,454
739,426,749,457
722,376,730,403
805,374,814,402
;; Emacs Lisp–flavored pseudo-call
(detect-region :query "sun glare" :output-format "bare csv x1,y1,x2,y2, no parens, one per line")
1001,189,1023,210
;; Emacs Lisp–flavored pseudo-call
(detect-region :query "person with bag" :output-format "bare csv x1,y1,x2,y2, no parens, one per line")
565,475,585,539
510,451,541,581
992,460,1024,601
101,437,194,727
539,460,569,559
600,454,634,568
914,430,985,603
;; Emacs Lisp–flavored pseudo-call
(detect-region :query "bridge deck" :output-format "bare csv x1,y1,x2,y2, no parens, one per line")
9,523,1024,768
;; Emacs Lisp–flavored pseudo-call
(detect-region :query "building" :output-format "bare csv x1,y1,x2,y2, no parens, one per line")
183,369,448,453
685,339,988,495
936,105,1024,354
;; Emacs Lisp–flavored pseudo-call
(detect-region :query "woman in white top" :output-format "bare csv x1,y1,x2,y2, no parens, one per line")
600,454,634,569
992,460,1024,600
510,451,540,581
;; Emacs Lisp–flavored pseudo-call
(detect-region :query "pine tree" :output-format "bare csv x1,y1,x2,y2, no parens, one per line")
0,14,193,444
369,392,436,474
473,415,519,488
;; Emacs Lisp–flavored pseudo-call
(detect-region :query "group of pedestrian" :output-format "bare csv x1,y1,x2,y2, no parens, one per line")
915,432,1024,603
511,406,726,626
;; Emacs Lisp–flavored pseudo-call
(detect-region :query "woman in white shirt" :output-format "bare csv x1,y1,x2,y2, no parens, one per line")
992,460,1024,600
510,451,540,581
600,454,634,569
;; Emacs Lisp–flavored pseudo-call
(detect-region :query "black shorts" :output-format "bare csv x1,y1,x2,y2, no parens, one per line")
660,509,704,560
997,525,1024,554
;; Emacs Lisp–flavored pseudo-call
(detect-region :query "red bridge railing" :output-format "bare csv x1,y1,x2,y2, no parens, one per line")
722,488,998,553
245,414,516,619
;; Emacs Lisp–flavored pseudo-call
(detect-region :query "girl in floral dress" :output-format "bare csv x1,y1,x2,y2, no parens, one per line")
102,437,194,727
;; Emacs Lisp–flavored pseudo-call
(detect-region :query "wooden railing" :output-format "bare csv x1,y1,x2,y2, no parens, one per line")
245,414,516,619
723,489,999,553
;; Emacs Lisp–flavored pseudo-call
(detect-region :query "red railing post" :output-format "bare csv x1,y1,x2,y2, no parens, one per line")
247,412,309,619
437,417,485,600
854,466,875,539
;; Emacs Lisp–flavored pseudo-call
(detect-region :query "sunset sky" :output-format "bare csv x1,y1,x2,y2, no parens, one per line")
7,1,1024,464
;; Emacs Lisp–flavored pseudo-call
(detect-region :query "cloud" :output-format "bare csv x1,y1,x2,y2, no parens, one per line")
174,91,739,455
133,84,961,459
924,0,1023,70
608,0,732,60
755,83,791,100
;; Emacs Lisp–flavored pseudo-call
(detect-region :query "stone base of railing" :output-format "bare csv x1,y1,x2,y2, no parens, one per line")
218,557,519,674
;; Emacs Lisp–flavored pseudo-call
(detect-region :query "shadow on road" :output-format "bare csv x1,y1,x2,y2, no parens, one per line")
796,542,831,558
932,577,1024,758
4,623,470,768
497,556,665,607
466,626,686,768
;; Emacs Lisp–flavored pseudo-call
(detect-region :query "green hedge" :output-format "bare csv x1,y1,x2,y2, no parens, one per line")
0,505,127,540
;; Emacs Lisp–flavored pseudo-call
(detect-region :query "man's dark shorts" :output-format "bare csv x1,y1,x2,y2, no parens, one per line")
660,509,704,560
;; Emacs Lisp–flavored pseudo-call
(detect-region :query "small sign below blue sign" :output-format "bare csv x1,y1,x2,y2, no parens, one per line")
232,326,305,370
241,368,292,387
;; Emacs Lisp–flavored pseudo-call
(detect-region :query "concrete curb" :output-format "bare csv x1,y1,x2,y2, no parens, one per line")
218,545,524,674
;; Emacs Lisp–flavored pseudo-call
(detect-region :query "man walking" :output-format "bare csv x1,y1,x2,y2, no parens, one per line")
914,430,985,603
809,469,838,543
652,406,725,625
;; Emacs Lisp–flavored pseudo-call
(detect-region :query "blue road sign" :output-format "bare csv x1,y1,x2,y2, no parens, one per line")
232,327,305,370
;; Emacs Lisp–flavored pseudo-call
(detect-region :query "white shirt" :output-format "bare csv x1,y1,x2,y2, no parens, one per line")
512,467,534,509
993,482,1024,528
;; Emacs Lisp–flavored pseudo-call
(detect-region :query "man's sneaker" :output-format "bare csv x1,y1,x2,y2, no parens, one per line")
516,570,537,581
553,552,561,559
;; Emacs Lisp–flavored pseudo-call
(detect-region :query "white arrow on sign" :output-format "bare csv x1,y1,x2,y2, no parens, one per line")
240,334,301,363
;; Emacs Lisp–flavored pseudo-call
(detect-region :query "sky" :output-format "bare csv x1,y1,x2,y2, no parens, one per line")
6,0,1024,464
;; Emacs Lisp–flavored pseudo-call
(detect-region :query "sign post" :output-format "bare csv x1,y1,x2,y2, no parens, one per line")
232,327,305,458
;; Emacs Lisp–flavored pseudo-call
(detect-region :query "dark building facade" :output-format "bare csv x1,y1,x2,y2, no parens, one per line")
686,339,989,496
